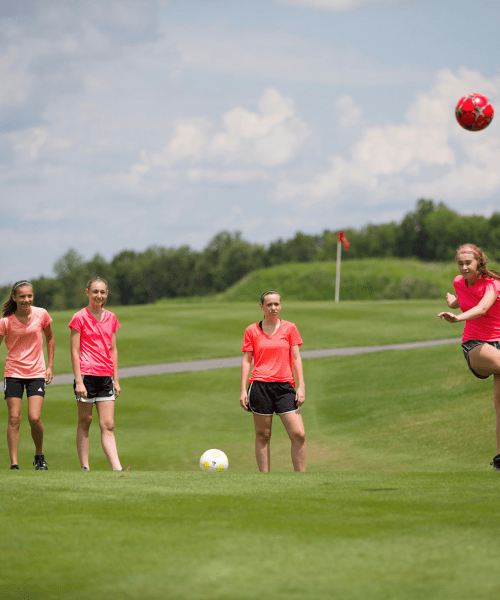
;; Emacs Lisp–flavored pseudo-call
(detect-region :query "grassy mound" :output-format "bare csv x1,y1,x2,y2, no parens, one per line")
219,258,458,301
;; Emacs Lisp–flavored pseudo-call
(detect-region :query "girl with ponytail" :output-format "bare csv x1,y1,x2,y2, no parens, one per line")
439,244,500,471
0,281,54,470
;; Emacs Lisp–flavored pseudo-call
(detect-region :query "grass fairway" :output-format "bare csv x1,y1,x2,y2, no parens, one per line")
0,299,458,375
2,342,500,599
2,471,500,600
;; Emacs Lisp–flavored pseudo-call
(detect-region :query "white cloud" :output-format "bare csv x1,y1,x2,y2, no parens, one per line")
168,26,429,87
334,95,367,129
0,45,31,109
275,68,500,210
128,88,310,186
276,0,409,11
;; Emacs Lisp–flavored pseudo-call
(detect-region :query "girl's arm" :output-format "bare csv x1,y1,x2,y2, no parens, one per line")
438,288,498,323
291,345,305,407
446,293,460,309
110,332,120,398
43,324,55,384
70,328,87,399
240,352,252,410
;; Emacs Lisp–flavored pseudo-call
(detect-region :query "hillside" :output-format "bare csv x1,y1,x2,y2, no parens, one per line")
219,258,458,301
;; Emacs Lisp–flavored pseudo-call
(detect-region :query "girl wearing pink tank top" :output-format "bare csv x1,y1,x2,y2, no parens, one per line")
69,277,123,472
438,244,500,471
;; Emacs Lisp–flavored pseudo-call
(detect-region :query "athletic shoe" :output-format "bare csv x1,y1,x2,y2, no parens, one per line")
33,454,48,470
81,467,89,471
490,454,500,471
10,465,20,470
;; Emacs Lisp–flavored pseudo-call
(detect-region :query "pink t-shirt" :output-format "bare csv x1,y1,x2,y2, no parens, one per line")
242,320,303,386
68,308,120,377
453,275,500,342
0,307,52,378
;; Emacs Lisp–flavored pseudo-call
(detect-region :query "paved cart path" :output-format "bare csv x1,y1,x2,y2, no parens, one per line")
51,337,461,386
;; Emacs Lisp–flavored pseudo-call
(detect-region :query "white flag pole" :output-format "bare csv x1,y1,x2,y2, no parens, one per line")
335,240,341,303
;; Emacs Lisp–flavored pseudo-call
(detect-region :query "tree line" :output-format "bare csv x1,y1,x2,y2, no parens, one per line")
3,199,500,310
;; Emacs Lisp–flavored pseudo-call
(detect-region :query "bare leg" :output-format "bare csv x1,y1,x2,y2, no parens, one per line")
253,413,273,472
468,344,500,377
280,410,306,472
494,375,500,454
96,401,122,471
77,402,93,470
27,395,44,455
6,397,22,466
467,346,500,456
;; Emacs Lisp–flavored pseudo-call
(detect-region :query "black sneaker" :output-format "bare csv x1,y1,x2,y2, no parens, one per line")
34,454,48,470
10,464,20,470
490,454,500,471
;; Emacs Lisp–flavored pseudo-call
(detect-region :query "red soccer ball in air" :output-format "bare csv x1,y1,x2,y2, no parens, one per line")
455,93,494,131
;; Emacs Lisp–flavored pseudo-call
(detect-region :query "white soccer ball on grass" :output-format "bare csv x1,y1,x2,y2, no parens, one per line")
200,449,228,472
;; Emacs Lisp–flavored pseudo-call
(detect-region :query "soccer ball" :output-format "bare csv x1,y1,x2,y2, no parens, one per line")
455,93,494,131
199,449,228,472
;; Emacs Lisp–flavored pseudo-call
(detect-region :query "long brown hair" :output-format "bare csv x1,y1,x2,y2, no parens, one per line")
2,280,33,317
456,244,500,282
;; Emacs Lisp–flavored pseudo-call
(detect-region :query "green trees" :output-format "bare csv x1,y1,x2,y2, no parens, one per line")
1,199,499,308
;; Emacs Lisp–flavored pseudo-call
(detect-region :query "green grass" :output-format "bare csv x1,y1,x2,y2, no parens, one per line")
2,471,500,600
0,299,460,375
220,258,460,301
1,298,497,599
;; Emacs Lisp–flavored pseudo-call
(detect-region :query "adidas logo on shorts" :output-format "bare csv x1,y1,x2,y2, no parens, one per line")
38,388,43,392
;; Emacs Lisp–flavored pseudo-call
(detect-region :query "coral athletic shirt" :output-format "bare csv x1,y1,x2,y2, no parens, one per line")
0,307,52,378
242,320,303,386
68,308,120,377
453,275,500,342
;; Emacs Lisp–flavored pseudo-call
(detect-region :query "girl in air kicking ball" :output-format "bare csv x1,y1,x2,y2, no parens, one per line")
439,244,500,471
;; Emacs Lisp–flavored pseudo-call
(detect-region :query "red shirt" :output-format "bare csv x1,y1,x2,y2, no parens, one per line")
453,275,500,342
242,320,303,386
0,307,52,378
68,308,120,377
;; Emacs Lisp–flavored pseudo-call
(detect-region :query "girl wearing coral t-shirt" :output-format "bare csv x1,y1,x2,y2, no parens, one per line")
439,244,500,471
240,290,306,472
69,277,123,471
0,281,54,470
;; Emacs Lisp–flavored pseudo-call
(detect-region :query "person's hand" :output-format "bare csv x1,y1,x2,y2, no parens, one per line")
295,385,305,407
240,390,249,410
75,380,88,399
114,381,121,399
438,312,460,323
446,293,457,308
45,367,53,385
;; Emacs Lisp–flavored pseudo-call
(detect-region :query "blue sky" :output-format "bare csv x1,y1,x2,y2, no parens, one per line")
1,0,499,285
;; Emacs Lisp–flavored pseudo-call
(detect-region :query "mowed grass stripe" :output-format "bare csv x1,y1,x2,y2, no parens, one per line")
5,344,494,472
0,299,458,375
2,472,500,600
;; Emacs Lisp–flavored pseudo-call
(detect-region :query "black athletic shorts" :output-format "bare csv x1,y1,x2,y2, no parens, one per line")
4,377,46,399
461,339,500,379
247,381,298,415
74,375,115,402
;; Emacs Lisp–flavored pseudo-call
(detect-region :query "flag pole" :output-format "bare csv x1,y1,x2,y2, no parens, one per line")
335,240,341,303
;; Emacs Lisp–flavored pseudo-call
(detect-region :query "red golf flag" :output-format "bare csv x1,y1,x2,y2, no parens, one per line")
338,230,349,250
